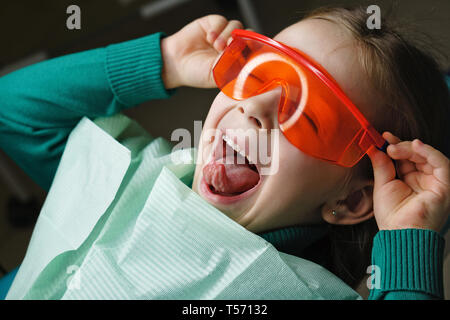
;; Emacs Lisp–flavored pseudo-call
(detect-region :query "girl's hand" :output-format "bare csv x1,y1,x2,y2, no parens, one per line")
161,15,243,89
367,132,450,233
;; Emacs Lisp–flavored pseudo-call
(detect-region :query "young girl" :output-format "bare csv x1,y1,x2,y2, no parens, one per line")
0,6,449,299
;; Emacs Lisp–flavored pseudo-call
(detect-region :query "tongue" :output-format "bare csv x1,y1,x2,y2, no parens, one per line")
203,158,260,195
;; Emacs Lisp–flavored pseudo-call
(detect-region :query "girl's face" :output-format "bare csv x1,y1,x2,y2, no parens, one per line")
192,19,378,233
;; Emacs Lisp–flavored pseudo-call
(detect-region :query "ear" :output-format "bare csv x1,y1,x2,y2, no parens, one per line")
321,180,374,225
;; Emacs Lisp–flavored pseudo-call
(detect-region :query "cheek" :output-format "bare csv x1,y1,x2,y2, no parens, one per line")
274,136,346,202
276,139,321,192
250,140,333,227
202,92,235,130
195,93,231,162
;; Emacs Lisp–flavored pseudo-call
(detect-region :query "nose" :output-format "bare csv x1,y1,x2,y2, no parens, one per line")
238,87,282,130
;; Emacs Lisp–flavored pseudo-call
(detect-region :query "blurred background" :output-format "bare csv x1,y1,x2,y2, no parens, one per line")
0,0,449,298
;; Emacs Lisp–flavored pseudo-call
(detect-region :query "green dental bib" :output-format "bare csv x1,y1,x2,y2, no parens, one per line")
7,114,360,300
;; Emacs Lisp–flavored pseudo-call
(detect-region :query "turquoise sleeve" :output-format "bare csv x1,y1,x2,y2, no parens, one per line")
368,229,445,300
0,32,174,191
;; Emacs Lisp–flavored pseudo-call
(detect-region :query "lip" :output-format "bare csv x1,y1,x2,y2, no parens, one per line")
199,174,262,205
199,122,266,206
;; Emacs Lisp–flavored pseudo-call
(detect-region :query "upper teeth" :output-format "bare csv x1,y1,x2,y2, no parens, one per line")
223,134,247,159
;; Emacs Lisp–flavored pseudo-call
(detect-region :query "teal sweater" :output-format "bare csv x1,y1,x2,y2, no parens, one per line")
0,33,445,300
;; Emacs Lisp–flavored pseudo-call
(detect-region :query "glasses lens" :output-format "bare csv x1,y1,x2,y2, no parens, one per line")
213,36,369,167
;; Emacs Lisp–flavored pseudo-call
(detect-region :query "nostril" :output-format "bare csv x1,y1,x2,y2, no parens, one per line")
251,117,262,128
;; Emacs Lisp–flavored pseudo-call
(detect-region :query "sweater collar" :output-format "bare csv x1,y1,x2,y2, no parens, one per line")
257,224,330,257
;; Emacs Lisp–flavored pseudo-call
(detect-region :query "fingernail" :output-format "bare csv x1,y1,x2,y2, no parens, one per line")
215,37,226,50
208,31,218,42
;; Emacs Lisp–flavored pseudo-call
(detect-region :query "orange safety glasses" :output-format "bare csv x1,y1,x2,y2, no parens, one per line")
212,29,388,167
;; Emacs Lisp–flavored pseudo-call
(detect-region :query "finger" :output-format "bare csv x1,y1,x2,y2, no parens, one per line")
226,25,251,46
201,15,228,44
415,162,434,175
382,132,416,177
387,141,427,164
367,145,397,188
382,131,401,144
412,139,450,186
215,20,243,51
210,53,223,81
387,143,419,177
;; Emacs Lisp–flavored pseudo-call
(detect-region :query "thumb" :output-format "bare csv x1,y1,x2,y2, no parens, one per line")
367,145,396,188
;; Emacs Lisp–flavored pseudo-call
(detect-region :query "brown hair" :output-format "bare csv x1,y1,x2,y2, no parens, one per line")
300,5,450,289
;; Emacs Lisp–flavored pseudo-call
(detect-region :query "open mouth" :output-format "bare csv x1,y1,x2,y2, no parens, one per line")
202,134,261,198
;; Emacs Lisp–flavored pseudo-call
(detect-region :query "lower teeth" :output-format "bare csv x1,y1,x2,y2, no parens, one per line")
208,184,241,196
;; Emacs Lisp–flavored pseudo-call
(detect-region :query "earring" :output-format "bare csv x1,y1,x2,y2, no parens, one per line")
331,210,337,216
